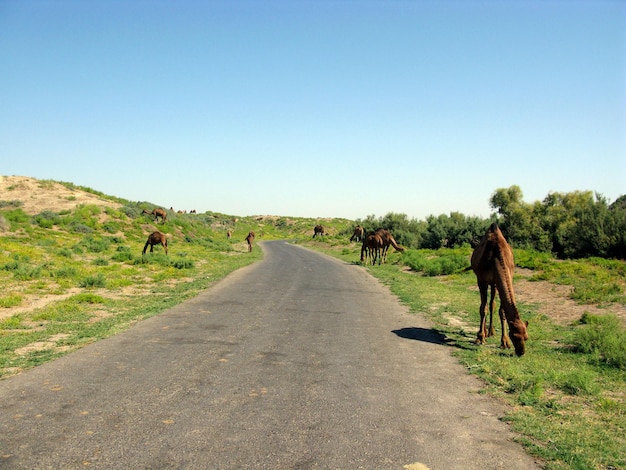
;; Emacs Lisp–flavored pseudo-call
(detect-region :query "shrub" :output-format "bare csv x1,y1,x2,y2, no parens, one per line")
68,222,93,234
111,246,134,262
55,266,77,278
33,211,61,228
172,258,194,269
573,313,626,369
103,221,121,234
402,250,468,276
77,236,111,253
78,273,106,288
0,294,23,308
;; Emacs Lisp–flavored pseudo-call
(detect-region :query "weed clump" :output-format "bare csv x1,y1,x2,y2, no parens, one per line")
573,313,626,369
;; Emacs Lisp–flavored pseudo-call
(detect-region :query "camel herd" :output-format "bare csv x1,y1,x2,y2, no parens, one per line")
139,209,527,356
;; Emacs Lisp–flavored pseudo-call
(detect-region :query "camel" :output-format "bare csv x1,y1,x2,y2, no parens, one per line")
350,225,364,242
245,231,255,252
360,233,384,265
375,228,405,263
313,225,325,238
471,222,528,357
142,231,168,255
142,207,167,224
227,230,233,240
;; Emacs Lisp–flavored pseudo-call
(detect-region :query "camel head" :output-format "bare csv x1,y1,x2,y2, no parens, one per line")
509,319,529,357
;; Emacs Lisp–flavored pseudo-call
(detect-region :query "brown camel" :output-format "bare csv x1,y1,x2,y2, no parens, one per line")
471,222,528,357
227,230,233,240
360,233,384,265
245,231,255,252
350,225,364,242
375,228,405,263
142,231,168,255
312,225,325,238
142,208,167,224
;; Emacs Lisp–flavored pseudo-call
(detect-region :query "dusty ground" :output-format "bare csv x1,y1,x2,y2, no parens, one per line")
1,175,624,328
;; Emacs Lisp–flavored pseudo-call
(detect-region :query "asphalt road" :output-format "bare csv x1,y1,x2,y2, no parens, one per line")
0,241,540,469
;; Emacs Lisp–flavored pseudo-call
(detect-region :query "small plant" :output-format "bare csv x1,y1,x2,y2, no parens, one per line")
573,313,626,369
78,273,106,288
172,258,194,269
0,294,23,308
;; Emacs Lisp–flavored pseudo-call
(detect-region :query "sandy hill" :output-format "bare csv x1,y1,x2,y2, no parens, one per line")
0,176,122,215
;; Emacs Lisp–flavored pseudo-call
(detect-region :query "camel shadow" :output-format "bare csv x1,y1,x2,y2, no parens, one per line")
392,327,451,346
393,327,479,352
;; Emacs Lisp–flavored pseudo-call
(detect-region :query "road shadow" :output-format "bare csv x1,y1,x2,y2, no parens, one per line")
392,327,450,346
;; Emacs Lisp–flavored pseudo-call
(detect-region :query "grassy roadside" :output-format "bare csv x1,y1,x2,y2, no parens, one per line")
302,239,625,470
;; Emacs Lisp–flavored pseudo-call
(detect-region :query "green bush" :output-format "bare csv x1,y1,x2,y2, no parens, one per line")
33,211,61,228
573,313,626,369
172,258,194,269
76,236,111,253
402,250,468,276
78,273,106,288
111,246,134,262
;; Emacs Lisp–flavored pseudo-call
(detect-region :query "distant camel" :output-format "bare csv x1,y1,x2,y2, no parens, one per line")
313,225,325,238
361,233,384,265
350,225,364,242
142,231,168,255
245,231,255,252
471,222,528,357
375,228,404,263
227,230,233,240
142,208,167,224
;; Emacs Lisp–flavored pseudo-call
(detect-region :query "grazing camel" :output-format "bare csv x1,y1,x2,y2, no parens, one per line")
375,228,404,263
312,225,325,238
245,231,255,252
142,231,168,255
360,233,384,265
350,225,364,242
471,222,528,357
142,208,167,224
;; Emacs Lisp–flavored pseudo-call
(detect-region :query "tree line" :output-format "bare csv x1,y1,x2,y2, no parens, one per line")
354,185,626,259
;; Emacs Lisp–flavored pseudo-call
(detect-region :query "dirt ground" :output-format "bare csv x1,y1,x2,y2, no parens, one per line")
1,175,625,327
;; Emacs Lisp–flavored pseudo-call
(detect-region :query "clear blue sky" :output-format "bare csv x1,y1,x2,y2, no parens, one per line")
1,1,624,220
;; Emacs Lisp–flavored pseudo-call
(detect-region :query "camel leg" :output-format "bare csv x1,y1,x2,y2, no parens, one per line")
150,244,154,253
487,284,496,338
475,282,488,345
498,305,512,349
